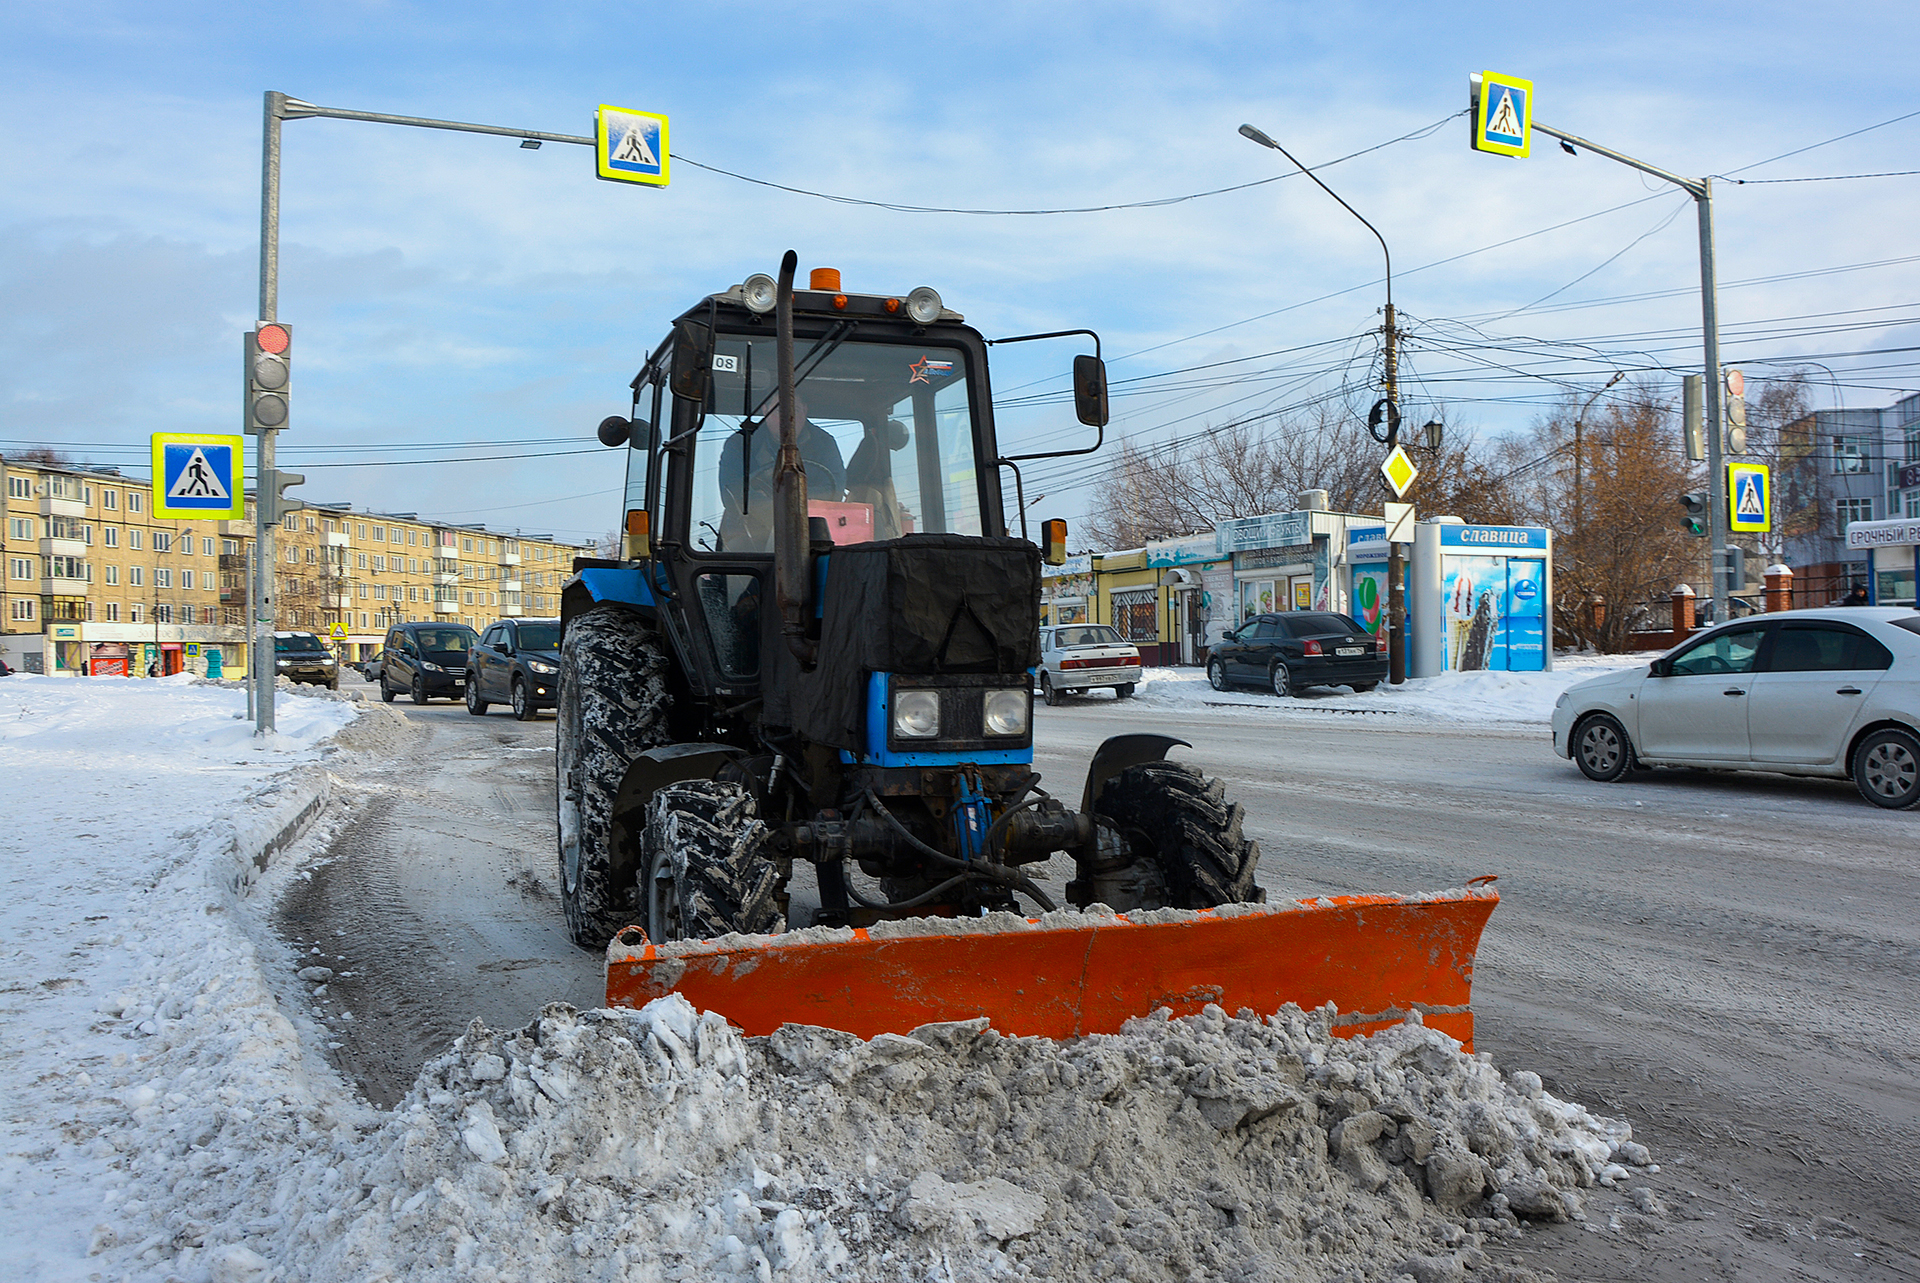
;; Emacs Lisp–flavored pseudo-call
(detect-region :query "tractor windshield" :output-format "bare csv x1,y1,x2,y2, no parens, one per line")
687,336,983,554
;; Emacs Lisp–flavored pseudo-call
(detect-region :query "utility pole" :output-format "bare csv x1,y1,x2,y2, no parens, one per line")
1572,372,1626,554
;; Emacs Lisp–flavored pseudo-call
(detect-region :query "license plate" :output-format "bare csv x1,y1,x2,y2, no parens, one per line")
1335,646,1365,657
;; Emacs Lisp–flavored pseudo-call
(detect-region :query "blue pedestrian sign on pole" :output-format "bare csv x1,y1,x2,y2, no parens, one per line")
596,105,670,187
1728,462,1771,533
1471,71,1533,158
151,433,245,520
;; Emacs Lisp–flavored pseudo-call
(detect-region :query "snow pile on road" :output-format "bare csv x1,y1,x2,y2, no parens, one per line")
60,990,1650,1283
1130,652,1655,725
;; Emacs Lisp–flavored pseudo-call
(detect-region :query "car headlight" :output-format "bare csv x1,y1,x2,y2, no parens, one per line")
983,688,1029,737
892,689,940,739
422,661,442,672
528,660,557,674
321,657,335,665
275,658,289,666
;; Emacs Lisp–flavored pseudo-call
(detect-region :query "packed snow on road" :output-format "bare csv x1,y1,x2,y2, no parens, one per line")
1127,652,1657,725
2,675,1663,1282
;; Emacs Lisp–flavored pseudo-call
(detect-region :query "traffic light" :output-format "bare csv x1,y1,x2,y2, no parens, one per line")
1715,546,1747,594
1679,492,1708,536
1724,367,1747,455
259,466,305,522
1682,374,1705,462
245,323,291,434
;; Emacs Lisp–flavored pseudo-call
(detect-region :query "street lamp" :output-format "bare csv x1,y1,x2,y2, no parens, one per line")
1239,122,1410,682
1572,372,1626,544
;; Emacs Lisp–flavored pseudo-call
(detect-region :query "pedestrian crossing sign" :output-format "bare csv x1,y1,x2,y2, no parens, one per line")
151,433,245,520
1728,462,1771,533
1472,71,1533,158
596,105,669,187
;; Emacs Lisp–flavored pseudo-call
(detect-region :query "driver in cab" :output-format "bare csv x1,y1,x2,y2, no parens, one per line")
717,392,846,552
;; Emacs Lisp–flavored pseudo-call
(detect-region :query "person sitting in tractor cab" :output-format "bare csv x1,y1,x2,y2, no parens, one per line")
844,418,912,542
716,394,847,552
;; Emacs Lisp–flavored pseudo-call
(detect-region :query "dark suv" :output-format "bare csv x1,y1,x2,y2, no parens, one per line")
465,618,561,720
1207,611,1387,697
379,622,479,704
274,631,340,689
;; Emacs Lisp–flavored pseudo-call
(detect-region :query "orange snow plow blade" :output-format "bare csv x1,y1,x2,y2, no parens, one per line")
606,884,1498,1049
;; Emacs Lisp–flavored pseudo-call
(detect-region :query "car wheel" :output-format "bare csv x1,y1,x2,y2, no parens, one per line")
1207,658,1228,692
380,678,396,703
1853,727,1920,810
1041,673,1060,707
1349,681,1378,693
512,677,536,721
328,676,339,691
466,680,489,715
411,674,428,705
1116,683,1136,699
1573,713,1635,783
1270,662,1293,698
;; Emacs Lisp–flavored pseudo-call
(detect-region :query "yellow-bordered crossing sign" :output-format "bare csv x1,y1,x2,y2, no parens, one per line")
1728,462,1771,533
1473,71,1533,158
596,105,670,187
151,433,245,520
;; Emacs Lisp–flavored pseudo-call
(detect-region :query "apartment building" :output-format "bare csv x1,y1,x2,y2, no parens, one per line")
276,505,586,662
2,458,244,676
2,454,592,675
1777,392,1920,606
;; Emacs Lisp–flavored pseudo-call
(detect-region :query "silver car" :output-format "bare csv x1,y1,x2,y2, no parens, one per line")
1550,607,1920,809
1035,624,1143,705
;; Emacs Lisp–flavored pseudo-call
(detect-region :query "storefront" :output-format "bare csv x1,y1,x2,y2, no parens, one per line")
1846,516,1920,605
1144,534,1227,665
1213,508,1376,630
1040,554,1093,627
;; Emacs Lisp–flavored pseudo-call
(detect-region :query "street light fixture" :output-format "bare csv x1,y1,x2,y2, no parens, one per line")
1239,122,1410,683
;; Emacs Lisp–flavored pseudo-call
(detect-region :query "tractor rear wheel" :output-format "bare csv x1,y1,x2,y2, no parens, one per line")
1091,761,1263,910
556,604,673,949
644,781,782,940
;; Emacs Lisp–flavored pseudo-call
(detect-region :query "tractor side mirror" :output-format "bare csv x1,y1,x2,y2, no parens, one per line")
669,320,715,403
1073,354,1109,428
1040,518,1068,566
597,415,632,447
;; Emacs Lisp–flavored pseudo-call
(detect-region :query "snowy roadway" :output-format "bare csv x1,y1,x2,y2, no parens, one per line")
4,664,1917,1280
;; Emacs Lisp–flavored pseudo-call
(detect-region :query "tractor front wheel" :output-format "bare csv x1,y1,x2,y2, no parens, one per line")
644,781,782,941
1091,760,1264,910
556,604,673,949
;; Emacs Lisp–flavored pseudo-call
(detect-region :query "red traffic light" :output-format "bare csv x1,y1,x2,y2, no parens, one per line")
255,323,290,355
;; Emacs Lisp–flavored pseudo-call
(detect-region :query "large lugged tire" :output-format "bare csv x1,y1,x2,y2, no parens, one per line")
557,604,673,949
644,780,782,941
1092,760,1263,909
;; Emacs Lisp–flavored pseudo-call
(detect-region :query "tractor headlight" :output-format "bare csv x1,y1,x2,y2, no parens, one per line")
983,688,1029,737
892,689,941,739
904,286,943,325
741,273,778,314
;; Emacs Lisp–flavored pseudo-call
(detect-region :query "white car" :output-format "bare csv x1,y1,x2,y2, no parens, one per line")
1551,607,1920,809
1034,625,1143,705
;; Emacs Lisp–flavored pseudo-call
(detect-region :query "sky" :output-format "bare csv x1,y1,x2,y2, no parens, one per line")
3,1,1918,543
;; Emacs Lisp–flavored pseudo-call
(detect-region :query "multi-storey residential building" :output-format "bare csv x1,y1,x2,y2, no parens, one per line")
274,505,586,663
1777,392,1920,606
2,454,592,675
2,458,244,676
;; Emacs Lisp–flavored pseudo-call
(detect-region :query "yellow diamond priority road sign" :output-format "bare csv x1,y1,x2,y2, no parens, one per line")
1381,445,1420,498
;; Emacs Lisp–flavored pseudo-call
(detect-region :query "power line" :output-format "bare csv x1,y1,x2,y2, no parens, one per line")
1724,169,1920,185
675,112,1463,216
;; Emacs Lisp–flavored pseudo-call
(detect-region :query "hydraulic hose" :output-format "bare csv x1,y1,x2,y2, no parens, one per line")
862,789,1057,912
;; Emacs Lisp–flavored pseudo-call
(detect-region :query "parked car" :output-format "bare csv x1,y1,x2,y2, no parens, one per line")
273,631,339,689
379,622,479,704
1207,612,1387,697
360,654,383,684
1034,625,1142,705
466,618,561,720
1551,607,1920,809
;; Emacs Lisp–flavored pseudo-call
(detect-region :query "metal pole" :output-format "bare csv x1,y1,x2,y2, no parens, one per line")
1697,181,1728,620
254,90,282,734
1383,303,1407,685
244,544,255,720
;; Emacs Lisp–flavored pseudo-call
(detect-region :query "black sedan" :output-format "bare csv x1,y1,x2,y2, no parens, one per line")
273,631,340,689
466,618,561,720
1207,611,1387,697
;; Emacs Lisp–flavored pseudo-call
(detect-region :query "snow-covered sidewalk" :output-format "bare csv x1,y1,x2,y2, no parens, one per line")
1127,652,1657,725
1,675,1662,1283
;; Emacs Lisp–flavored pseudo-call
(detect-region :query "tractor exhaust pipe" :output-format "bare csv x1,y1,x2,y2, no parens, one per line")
773,250,816,667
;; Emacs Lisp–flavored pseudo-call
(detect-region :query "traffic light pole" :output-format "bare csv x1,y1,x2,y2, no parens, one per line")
253,93,283,735
1529,121,1727,621
251,90,604,735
